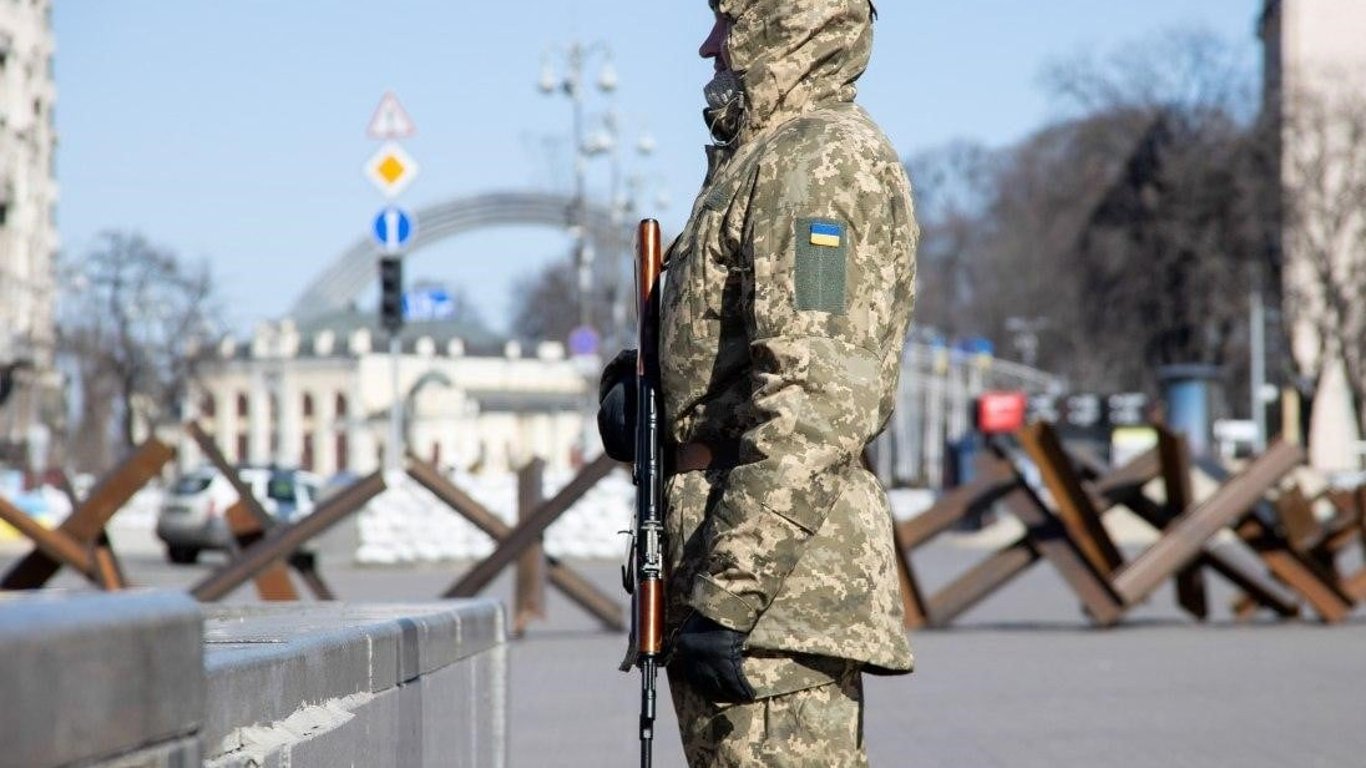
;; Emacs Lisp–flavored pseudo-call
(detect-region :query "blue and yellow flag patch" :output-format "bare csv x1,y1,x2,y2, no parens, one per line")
809,222,844,248
795,217,849,314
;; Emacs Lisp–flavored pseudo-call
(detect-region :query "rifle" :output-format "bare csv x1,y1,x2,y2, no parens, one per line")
624,218,665,767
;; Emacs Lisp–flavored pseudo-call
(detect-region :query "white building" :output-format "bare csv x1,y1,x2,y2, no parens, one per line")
0,0,58,462
1261,0,1366,470
187,310,594,478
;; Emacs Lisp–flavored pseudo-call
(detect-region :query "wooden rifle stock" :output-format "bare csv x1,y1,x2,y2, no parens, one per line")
630,219,666,767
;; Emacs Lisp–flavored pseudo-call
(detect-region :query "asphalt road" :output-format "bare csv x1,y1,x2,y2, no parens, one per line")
3,533,1364,768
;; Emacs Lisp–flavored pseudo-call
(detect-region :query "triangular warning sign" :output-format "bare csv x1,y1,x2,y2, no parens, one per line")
367,92,416,140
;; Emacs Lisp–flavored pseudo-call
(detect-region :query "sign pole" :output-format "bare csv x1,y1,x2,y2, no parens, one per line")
389,300,403,474
1250,265,1268,454
364,90,419,474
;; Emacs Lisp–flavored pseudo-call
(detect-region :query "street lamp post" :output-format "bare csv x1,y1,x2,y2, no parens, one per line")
1006,316,1049,370
539,42,619,333
539,44,670,464
540,43,670,349
539,42,620,464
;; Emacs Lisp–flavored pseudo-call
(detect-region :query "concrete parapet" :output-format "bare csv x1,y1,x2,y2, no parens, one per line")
203,600,506,768
0,594,506,768
0,591,204,768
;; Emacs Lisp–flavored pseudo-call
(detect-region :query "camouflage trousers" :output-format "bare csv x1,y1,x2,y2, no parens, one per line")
667,661,867,767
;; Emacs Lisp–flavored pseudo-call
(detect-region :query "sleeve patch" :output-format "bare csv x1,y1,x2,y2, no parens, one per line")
794,218,849,314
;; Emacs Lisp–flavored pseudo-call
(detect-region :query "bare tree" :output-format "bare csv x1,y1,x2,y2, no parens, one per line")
1044,27,1266,384
1279,81,1366,425
1040,26,1256,123
509,256,622,347
970,112,1155,388
58,232,224,470
905,141,998,337
1073,111,1270,387
907,27,1265,397
907,111,1167,388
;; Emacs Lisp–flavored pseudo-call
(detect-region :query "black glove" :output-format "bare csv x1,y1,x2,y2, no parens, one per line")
674,612,755,703
597,349,638,462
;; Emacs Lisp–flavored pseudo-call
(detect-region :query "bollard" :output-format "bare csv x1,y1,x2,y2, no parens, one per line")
513,458,548,637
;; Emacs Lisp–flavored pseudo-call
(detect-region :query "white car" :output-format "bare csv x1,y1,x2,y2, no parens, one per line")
155,467,321,564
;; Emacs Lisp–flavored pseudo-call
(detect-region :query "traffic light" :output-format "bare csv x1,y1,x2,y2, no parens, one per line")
378,256,404,332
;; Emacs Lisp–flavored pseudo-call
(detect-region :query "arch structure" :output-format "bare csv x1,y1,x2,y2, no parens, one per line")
291,191,632,322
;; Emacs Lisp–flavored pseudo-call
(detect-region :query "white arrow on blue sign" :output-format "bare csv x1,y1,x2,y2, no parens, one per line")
372,206,415,254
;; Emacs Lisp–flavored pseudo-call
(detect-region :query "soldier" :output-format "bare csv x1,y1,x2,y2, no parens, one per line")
602,0,916,764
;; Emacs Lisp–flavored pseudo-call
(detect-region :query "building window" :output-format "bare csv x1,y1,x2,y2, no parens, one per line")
335,393,348,417
235,433,248,463
236,393,248,417
302,433,314,471
201,394,216,418
302,393,314,418
336,433,349,471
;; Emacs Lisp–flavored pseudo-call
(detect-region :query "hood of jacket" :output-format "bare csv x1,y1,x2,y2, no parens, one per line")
713,0,874,143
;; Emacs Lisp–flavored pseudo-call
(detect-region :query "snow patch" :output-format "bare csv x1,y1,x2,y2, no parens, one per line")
356,467,635,564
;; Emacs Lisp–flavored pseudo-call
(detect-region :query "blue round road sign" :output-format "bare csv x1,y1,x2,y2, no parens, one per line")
372,207,415,253
568,325,600,357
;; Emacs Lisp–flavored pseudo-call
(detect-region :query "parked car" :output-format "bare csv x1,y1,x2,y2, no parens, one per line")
155,466,321,564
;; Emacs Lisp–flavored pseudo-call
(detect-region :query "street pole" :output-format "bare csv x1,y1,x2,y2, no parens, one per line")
389,332,402,473
364,92,420,473
1250,265,1268,453
541,40,622,463
381,247,405,475
572,49,594,333
542,40,624,336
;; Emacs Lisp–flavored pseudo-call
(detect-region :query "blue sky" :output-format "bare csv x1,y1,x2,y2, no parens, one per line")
52,1,1262,335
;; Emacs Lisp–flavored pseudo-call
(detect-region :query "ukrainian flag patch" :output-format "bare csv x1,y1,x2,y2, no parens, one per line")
795,217,849,314
809,222,844,248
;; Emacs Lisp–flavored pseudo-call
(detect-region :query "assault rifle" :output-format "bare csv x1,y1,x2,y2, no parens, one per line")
622,218,665,768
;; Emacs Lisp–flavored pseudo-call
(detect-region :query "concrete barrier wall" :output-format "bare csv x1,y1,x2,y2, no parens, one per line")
203,601,506,768
0,592,204,768
0,593,506,768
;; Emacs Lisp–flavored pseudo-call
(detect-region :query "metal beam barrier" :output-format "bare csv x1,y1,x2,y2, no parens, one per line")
1111,441,1304,606
406,457,625,632
445,455,617,599
191,471,386,602
2,439,174,590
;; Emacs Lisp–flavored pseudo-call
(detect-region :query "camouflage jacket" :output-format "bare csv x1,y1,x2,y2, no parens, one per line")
661,0,917,680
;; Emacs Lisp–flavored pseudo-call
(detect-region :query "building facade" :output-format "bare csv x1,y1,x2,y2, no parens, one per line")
0,0,58,466
187,313,593,478
1261,0,1366,470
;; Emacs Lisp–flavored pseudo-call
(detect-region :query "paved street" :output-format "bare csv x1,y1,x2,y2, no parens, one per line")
4,530,1364,768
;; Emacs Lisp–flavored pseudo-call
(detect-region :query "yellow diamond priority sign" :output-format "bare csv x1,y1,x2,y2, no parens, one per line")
364,142,420,198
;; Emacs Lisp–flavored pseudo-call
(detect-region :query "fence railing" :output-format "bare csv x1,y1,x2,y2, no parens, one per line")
872,342,1064,490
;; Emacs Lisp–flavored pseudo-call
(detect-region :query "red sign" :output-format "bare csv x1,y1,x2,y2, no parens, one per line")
977,391,1028,434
